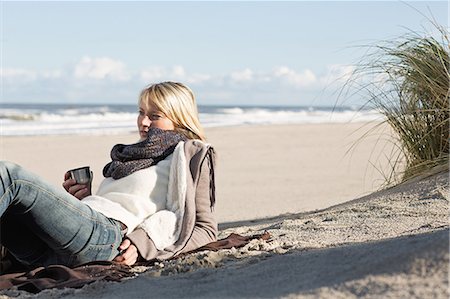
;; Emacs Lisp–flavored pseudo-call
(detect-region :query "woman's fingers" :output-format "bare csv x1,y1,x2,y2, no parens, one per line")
119,239,131,250
73,187,90,199
121,245,138,265
62,176,76,192
114,240,138,265
64,172,71,181
63,179,89,200
63,172,91,200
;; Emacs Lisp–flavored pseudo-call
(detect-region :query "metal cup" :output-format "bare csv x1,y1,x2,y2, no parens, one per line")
69,166,92,185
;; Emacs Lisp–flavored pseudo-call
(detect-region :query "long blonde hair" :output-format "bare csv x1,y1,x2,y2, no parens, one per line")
139,82,206,141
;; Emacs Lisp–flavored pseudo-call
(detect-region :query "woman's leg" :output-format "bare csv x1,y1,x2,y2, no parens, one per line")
1,211,70,267
0,161,123,267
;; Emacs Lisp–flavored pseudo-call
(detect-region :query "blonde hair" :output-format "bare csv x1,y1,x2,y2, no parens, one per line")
139,82,206,141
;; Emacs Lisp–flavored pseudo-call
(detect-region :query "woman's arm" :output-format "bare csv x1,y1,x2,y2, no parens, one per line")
126,147,218,260
179,153,218,253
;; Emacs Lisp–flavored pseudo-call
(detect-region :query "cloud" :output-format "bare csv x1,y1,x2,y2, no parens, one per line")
1,68,37,81
185,73,212,84
230,68,253,82
139,65,186,82
224,67,319,89
320,64,355,85
2,61,322,90
172,65,186,77
140,66,166,82
139,65,212,85
73,56,130,81
273,66,317,87
42,70,63,79
2,58,359,105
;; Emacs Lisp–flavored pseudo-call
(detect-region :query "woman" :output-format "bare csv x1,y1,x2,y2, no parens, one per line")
0,82,217,269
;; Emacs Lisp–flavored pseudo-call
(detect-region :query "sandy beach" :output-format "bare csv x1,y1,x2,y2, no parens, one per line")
0,123,448,298
1,123,394,223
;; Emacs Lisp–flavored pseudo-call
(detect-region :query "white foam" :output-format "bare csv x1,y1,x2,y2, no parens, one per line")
0,105,384,136
201,108,382,128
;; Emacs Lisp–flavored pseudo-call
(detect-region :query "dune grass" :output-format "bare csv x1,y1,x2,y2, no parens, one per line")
345,24,449,184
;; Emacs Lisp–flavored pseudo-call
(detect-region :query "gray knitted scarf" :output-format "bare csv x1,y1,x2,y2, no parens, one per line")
103,127,188,179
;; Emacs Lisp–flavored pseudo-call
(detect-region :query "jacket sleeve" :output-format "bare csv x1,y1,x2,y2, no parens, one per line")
127,147,218,260
179,151,218,254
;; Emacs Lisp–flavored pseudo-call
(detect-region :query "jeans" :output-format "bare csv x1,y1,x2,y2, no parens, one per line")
0,161,123,268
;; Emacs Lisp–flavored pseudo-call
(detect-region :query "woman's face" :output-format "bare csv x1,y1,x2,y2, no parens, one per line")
137,103,175,140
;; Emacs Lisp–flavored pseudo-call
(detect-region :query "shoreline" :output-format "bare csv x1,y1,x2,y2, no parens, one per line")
0,120,383,138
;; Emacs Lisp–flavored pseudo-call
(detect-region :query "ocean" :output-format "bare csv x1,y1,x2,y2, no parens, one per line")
0,103,382,136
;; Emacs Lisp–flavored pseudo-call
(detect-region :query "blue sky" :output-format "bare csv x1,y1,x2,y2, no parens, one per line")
1,1,448,106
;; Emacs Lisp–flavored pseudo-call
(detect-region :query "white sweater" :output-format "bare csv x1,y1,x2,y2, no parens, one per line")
82,142,187,250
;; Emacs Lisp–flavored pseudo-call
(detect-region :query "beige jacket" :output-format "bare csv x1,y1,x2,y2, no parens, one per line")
126,140,218,261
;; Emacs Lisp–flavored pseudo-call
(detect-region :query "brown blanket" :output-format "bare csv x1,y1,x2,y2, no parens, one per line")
0,232,270,293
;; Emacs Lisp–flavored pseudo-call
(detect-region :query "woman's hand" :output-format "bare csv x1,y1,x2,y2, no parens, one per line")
62,172,92,200
114,239,139,266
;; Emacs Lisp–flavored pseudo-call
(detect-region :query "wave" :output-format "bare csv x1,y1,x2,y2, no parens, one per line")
200,107,382,127
0,104,384,136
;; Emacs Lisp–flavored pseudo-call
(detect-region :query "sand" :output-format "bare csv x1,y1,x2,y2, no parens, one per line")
0,123,448,298
1,123,395,223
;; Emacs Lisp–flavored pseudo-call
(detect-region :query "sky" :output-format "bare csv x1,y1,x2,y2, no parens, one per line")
1,1,448,107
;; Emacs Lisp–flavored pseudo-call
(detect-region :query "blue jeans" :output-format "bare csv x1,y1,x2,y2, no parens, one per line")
0,161,123,268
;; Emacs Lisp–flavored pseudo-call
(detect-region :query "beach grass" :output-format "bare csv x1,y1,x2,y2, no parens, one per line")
344,23,449,185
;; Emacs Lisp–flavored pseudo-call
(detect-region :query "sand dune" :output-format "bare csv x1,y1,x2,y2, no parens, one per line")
49,229,447,299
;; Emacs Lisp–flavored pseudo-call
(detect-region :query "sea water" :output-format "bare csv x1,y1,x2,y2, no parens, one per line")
0,103,382,136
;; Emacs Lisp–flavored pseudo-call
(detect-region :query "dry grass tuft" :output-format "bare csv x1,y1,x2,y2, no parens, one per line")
343,23,449,185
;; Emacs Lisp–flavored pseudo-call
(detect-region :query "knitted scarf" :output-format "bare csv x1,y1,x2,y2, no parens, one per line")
103,127,188,179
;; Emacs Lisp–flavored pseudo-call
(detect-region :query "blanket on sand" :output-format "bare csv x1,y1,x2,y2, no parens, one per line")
0,232,270,294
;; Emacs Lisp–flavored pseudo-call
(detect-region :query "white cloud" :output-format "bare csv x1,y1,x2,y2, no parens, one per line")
73,56,130,81
230,68,253,82
320,64,355,86
273,66,317,87
3,62,323,91
42,70,63,79
140,67,166,82
186,73,212,84
172,65,186,77
139,66,187,82
140,65,212,85
1,68,37,81
3,60,356,105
